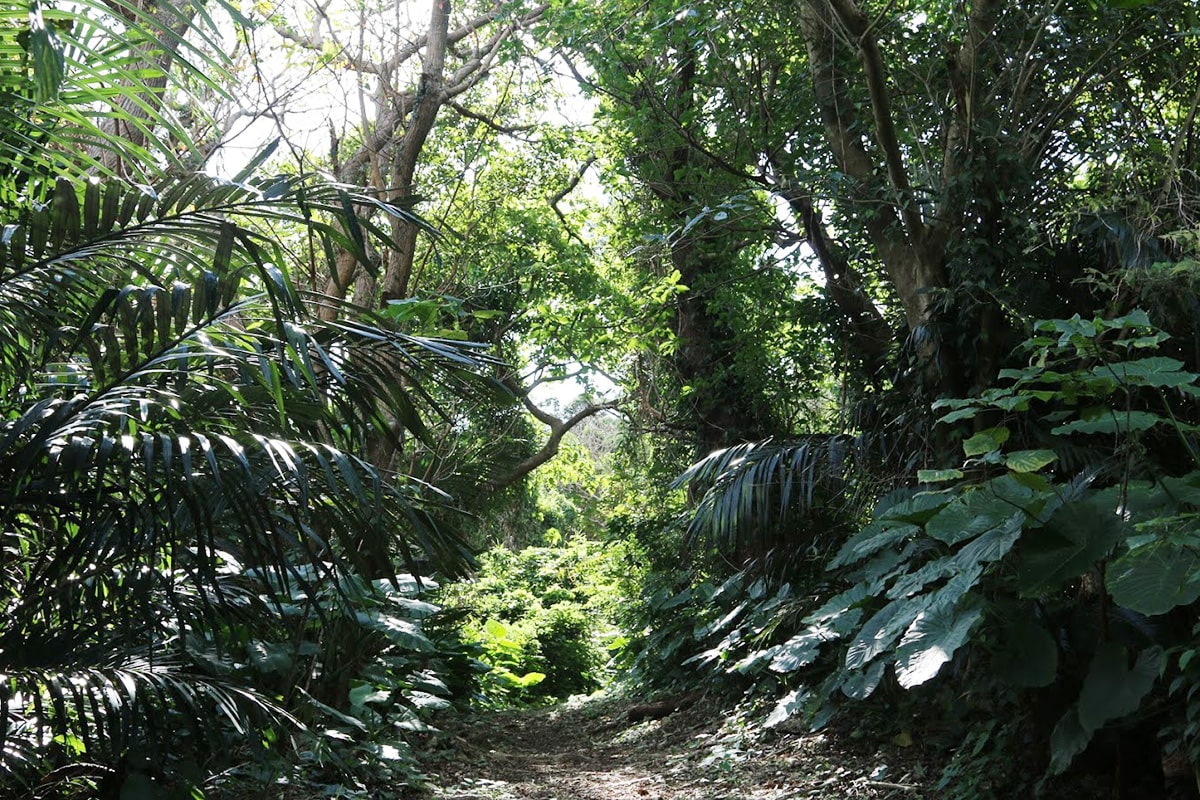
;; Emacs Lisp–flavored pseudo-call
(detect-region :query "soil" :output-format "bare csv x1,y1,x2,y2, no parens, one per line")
415,693,937,800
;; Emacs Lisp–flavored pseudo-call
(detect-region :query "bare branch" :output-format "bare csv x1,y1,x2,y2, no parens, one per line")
484,376,623,491
799,0,944,329
548,156,596,245
447,100,537,134
827,0,924,241
778,183,893,375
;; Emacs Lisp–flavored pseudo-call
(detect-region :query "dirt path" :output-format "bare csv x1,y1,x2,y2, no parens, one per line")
417,695,932,800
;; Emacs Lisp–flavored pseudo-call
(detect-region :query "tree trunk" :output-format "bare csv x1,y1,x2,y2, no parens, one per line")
97,0,199,176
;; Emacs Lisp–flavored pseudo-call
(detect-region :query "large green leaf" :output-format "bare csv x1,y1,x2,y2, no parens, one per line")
769,629,826,673
1050,644,1163,774
1107,542,1200,616
1053,409,1164,435
1092,356,1197,388
1160,473,1200,507
845,596,931,671
840,659,886,700
879,490,955,524
993,614,1058,688
953,514,1024,565
1016,496,1128,596
1078,644,1163,731
886,555,961,601
829,520,919,568
1048,707,1092,777
764,688,809,728
894,604,982,688
925,489,1020,546
962,426,1010,456
1004,449,1058,473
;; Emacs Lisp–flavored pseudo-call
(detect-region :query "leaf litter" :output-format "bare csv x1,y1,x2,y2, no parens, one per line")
413,693,934,800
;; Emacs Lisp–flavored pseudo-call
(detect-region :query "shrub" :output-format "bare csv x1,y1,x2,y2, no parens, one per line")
534,605,602,698
437,537,628,704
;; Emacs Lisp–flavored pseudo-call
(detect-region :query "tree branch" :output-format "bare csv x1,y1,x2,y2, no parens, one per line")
484,376,623,491
447,100,537,134
932,0,1001,252
780,185,893,376
827,0,924,242
548,156,596,245
799,0,945,330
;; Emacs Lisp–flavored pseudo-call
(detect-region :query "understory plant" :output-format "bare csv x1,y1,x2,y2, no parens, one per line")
617,436,880,695
743,310,1200,789
436,537,628,705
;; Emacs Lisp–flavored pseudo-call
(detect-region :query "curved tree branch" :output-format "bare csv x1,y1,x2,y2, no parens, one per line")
548,156,596,245
799,0,947,332
484,375,622,491
780,186,893,377
827,0,924,242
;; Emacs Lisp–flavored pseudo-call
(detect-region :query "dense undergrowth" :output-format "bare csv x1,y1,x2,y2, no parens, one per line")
620,310,1200,799
435,538,628,704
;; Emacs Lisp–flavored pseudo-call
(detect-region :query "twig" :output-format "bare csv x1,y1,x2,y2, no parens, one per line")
547,156,597,245
864,778,920,792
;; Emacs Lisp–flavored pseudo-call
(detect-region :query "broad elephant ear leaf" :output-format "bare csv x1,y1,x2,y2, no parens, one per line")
994,613,1059,688
1049,644,1163,775
894,604,982,689
1107,541,1200,616
1016,495,1128,596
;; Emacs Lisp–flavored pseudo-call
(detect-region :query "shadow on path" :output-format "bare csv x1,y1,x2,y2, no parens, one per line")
418,695,929,800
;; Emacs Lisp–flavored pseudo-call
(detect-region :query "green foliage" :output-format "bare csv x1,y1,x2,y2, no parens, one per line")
0,0,500,793
935,719,1036,799
1049,643,1164,775
437,538,628,705
738,310,1200,785
201,571,457,797
674,435,884,575
1164,624,1200,786
0,0,242,179
470,618,548,704
628,569,815,698
0,172,494,793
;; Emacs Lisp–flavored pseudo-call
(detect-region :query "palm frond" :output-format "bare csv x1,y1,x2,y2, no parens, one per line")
673,436,881,563
0,656,295,788
0,171,497,783
0,0,500,779
0,0,244,180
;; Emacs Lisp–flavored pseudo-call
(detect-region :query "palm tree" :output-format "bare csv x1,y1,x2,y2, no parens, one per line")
0,0,498,794
672,435,903,577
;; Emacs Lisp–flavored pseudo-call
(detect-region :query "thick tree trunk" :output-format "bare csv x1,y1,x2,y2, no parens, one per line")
637,42,785,454
671,241,781,453
799,0,948,337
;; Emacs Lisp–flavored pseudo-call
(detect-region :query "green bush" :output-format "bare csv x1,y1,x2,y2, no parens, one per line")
437,537,628,704
535,605,602,697
754,311,1200,787
651,310,1200,794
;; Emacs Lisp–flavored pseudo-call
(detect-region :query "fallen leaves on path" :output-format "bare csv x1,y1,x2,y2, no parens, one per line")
415,694,930,800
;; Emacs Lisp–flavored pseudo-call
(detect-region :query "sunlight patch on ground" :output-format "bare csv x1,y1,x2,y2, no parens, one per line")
431,777,519,799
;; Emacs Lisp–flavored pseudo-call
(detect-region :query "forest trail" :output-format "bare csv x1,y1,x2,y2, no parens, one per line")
418,695,930,800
